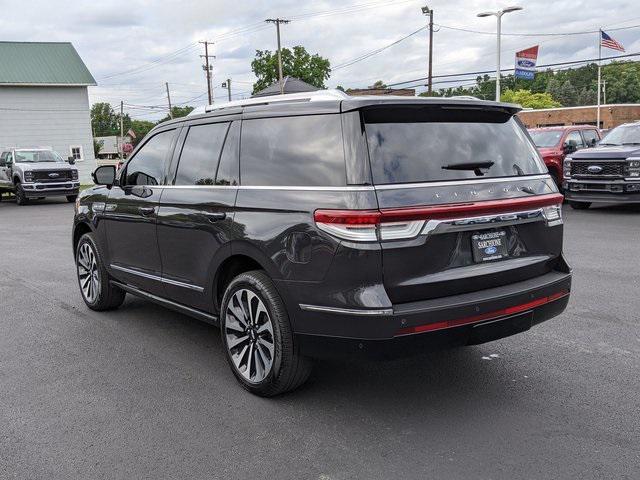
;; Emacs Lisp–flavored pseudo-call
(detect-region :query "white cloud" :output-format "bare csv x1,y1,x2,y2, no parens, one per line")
1,0,635,120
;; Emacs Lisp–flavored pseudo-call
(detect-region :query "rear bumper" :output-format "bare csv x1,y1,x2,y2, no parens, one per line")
23,181,79,198
292,268,571,359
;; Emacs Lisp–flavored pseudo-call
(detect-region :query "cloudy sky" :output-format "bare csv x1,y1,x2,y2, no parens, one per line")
1,0,638,121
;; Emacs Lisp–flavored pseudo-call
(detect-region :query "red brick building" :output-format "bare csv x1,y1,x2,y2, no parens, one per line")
518,104,640,130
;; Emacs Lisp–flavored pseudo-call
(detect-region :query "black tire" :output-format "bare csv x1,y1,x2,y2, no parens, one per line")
569,201,591,210
15,182,28,205
220,270,312,396
75,233,126,311
66,195,78,203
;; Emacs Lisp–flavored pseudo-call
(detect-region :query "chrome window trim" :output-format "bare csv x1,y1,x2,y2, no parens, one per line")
110,264,204,292
299,304,393,316
160,184,374,191
373,174,551,190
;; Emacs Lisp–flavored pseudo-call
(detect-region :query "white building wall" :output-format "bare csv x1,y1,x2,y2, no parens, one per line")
0,86,96,183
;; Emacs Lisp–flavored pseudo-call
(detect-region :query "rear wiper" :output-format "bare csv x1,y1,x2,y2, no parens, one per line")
442,161,494,176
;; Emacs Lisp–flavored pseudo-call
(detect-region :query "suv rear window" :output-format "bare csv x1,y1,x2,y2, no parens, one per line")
240,115,346,186
364,108,545,185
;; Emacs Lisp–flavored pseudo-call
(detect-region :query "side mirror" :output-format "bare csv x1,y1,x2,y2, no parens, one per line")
563,139,578,154
68,156,76,165
92,165,116,186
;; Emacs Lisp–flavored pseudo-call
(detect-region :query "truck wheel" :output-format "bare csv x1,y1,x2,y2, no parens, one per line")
76,233,126,311
66,195,78,203
569,201,591,210
220,270,312,397
15,182,28,205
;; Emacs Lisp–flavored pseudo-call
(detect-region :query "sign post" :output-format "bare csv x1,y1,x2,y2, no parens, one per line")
515,45,539,81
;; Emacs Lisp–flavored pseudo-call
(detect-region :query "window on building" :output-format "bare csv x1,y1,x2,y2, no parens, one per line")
70,146,83,161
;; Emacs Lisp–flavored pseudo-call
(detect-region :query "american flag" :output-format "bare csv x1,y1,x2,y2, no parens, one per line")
601,30,625,52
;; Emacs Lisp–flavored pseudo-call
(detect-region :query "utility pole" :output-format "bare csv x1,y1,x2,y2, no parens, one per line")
119,100,124,160
165,82,173,119
200,41,215,105
222,79,232,102
265,18,290,94
602,79,607,106
421,6,434,95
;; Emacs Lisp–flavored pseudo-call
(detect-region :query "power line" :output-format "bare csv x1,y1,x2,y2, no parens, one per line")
333,25,427,70
434,22,640,37
386,51,640,88
97,43,199,80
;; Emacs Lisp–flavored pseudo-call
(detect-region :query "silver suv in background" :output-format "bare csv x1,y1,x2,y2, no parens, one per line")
0,148,79,205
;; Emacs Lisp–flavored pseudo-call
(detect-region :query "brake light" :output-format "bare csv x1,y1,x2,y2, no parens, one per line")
314,193,564,242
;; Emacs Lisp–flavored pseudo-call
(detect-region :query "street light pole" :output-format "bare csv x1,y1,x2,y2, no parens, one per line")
422,6,434,95
477,6,523,102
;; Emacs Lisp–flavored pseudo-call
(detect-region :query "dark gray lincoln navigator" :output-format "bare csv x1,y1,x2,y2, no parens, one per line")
73,91,571,396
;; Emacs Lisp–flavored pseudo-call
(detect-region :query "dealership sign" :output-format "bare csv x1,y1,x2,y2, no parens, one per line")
515,45,539,80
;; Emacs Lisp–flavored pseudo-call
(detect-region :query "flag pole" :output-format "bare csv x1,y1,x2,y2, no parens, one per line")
597,28,602,129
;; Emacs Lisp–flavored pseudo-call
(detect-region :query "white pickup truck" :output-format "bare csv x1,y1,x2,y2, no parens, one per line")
0,148,79,205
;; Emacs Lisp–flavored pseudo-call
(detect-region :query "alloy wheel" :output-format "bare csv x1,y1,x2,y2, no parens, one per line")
225,288,275,384
77,242,101,303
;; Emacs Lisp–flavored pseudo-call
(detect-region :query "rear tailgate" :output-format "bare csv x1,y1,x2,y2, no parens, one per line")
362,104,564,304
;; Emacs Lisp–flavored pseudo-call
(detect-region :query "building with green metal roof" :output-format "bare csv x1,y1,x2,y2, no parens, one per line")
0,42,96,182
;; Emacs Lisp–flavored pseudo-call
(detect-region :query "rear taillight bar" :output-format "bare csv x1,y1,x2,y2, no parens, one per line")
314,193,564,242
395,289,570,336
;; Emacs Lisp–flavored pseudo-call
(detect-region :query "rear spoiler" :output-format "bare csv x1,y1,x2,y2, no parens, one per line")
340,97,521,116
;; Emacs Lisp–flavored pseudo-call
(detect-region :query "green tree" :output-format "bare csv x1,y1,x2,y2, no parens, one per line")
251,46,331,94
157,105,194,124
91,102,118,136
501,89,561,109
93,138,104,157
371,80,387,89
547,79,577,106
129,120,155,145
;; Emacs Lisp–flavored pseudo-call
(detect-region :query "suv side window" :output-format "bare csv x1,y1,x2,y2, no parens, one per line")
175,122,229,185
582,129,599,147
216,121,240,186
240,114,346,186
124,130,175,186
565,131,585,149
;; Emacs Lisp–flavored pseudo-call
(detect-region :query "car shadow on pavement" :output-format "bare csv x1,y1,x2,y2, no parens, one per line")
111,294,534,412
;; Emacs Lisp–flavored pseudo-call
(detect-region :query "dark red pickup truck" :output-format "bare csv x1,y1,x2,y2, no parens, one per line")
528,125,601,188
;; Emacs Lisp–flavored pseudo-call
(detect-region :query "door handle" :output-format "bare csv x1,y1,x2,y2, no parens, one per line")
205,212,226,222
139,206,156,216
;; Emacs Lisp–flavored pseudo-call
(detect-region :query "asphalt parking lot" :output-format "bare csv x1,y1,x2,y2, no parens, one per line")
1,198,639,480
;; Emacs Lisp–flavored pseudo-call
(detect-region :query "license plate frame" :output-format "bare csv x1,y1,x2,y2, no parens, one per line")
471,230,508,263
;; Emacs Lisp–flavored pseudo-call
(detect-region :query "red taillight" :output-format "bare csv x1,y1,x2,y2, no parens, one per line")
313,209,381,225
314,193,564,242
378,193,564,223
395,289,570,336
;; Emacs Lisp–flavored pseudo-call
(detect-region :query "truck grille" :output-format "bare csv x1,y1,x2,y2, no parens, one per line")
32,170,73,182
571,161,626,177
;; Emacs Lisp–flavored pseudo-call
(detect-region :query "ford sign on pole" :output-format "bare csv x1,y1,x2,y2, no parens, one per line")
515,45,539,80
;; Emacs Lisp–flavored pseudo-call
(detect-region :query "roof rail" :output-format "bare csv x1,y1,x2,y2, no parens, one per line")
188,89,349,116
